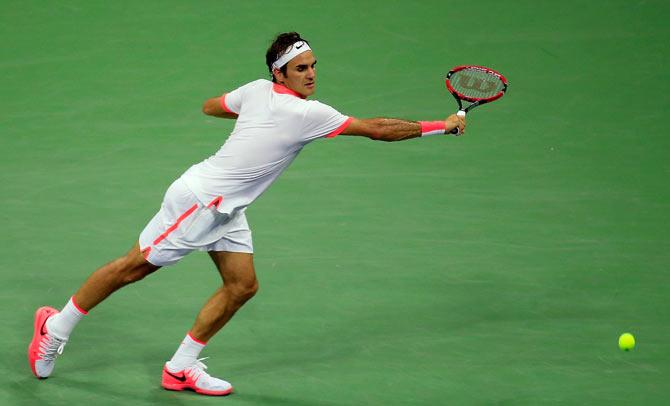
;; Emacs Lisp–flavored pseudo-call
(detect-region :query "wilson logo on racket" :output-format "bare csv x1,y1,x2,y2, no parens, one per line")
457,76,498,93
444,65,508,135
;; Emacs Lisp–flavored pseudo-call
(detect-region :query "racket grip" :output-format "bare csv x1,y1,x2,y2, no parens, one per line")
450,110,466,135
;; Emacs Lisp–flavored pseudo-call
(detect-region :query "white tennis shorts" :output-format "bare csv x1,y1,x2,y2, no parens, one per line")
138,177,253,267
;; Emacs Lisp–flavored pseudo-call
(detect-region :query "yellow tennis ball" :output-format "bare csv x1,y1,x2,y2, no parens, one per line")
619,333,635,351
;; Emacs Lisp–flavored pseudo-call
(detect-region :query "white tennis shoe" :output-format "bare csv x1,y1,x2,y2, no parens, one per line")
162,358,233,396
28,307,67,378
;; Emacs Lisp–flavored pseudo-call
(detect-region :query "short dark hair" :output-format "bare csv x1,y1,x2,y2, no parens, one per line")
265,32,310,83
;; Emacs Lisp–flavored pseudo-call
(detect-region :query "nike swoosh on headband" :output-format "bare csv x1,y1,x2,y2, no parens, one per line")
272,41,312,69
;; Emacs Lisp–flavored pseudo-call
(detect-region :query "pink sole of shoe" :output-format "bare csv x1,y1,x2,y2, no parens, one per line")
162,382,233,396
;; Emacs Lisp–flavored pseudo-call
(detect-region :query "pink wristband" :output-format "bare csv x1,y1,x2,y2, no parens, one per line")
420,121,446,137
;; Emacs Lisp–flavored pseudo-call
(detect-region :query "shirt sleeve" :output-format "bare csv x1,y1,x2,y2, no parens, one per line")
220,80,262,115
301,101,353,141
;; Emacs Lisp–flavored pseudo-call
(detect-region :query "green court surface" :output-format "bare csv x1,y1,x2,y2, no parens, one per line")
2,1,669,404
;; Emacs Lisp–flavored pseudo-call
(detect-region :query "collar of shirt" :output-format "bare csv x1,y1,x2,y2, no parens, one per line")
272,83,306,99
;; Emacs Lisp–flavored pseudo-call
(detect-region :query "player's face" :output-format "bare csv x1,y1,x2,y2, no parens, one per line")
276,51,317,97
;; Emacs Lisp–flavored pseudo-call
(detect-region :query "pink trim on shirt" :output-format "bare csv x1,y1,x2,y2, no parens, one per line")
325,117,354,139
220,94,233,113
272,83,306,99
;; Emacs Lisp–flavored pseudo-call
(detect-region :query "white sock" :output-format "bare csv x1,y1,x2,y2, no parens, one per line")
166,333,206,371
46,296,87,340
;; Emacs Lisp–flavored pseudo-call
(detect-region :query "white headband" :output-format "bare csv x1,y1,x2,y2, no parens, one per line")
272,41,312,70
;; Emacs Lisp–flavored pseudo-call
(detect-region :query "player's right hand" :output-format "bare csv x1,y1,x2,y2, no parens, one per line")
445,114,466,135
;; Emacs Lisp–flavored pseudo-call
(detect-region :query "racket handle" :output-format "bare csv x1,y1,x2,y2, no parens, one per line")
450,110,466,135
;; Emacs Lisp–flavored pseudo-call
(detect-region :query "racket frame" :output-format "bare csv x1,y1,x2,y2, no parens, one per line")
445,65,508,114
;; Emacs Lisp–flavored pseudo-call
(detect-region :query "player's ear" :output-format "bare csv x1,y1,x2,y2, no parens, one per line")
273,67,285,83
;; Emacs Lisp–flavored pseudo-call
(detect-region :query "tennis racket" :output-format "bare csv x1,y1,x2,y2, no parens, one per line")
445,65,508,134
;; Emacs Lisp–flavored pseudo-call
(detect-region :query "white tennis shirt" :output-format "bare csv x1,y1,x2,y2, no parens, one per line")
181,79,352,215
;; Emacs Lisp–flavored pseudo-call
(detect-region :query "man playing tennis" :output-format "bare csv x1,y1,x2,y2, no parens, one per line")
28,32,465,396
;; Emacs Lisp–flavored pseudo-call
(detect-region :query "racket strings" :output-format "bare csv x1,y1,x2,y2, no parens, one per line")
450,69,504,100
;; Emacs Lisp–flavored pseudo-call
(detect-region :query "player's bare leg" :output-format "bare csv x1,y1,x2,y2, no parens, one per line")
162,251,257,395
29,242,160,378
190,251,258,341
73,242,161,311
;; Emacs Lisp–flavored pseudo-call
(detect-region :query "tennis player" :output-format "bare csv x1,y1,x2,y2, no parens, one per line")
28,32,465,396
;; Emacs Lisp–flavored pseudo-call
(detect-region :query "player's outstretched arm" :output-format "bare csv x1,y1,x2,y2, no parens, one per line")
202,97,239,119
341,114,465,142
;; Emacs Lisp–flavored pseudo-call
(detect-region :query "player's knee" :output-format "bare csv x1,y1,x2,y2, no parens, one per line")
247,278,259,298
240,278,259,301
229,278,259,303
114,267,142,285
122,269,147,284
114,256,155,285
